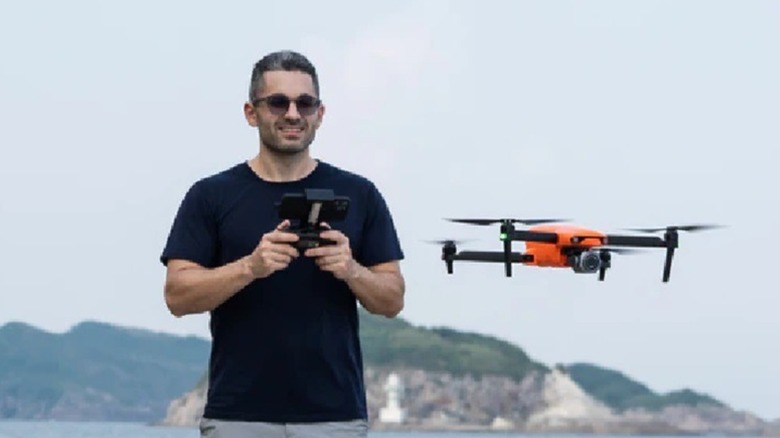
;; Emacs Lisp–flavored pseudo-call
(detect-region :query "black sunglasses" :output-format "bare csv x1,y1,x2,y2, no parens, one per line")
252,94,321,116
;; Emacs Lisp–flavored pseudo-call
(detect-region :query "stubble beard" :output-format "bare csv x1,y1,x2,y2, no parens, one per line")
260,128,316,157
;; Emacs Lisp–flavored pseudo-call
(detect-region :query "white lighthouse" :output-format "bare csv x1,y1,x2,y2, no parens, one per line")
379,372,405,424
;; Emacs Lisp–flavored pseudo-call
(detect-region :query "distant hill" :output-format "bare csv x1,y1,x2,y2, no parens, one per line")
0,320,209,421
564,363,723,412
359,310,549,381
357,311,722,413
0,311,728,423
161,311,772,435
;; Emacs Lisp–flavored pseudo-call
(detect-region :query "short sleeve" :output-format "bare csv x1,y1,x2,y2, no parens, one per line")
159,181,218,268
356,183,404,267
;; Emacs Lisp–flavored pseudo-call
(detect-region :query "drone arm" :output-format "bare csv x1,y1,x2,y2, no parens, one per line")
606,232,680,282
604,234,667,248
453,251,532,263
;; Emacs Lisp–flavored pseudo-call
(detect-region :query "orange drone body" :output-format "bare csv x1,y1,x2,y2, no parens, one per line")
522,224,606,267
439,217,719,282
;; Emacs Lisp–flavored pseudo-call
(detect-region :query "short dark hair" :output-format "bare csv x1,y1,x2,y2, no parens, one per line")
248,50,320,100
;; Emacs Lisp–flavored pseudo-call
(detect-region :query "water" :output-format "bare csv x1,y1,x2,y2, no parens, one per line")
0,421,759,438
0,422,508,438
0,422,196,438
0,421,525,438
0,421,567,438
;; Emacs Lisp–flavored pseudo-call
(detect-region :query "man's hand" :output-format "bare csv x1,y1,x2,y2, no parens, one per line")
244,219,301,279
304,222,404,318
304,222,358,280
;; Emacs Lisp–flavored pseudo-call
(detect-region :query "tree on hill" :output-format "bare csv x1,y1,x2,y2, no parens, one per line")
359,310,548,381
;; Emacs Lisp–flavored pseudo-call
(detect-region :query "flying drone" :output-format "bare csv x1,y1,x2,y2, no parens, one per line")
432,218,721,282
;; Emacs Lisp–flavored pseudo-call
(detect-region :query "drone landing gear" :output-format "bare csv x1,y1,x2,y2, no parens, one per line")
442,240,456,274
605,226,692,283
662,229,678,283
501,221,513,277
598,249,611,281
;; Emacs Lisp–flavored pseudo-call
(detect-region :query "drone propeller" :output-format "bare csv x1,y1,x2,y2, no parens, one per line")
596,246,643,255
423,238,474,245
625,224,724,233
445,218,569,226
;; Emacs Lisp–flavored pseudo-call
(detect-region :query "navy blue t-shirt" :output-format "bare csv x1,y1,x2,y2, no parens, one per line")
160,160,404,423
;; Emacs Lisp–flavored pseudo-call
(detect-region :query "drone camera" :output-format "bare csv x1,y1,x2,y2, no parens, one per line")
569,250,602,274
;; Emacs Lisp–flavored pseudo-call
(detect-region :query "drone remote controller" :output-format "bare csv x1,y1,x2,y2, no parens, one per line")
275,188,350,251
287,226,336,250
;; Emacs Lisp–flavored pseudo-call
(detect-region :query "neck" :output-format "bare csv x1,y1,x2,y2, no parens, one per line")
249,150,317,182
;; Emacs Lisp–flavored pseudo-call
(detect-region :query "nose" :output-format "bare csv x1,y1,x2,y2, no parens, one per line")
283,102,302,120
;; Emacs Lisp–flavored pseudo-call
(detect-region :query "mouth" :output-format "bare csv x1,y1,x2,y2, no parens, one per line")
278,125,305,138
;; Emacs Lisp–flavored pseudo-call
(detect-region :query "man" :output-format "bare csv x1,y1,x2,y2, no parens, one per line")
160,50,405,438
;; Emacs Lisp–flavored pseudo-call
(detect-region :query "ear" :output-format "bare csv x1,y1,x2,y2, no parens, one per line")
244,102,258,127
314,103,326,128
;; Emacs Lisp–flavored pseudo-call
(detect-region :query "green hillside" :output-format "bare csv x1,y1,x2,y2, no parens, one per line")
0,321,210,421
359,310,548,380
0,313,727,421
565,363,724,412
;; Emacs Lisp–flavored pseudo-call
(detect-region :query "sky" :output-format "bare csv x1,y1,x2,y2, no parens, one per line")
1,0,779,421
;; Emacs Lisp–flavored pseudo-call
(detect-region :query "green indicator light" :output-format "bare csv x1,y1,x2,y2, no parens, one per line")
500,233,508,240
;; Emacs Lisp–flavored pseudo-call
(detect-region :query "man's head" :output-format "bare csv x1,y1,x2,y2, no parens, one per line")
244,50,324,156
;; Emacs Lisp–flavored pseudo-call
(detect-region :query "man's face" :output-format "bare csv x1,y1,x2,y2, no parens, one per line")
244,70,324,155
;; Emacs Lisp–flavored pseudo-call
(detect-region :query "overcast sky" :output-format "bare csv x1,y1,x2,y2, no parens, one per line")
2,0,779,421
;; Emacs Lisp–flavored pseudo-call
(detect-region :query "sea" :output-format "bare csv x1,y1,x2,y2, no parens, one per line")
0,422,762,438
0,421,513,438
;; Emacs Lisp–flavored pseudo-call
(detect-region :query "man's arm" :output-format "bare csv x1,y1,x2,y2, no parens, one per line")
164,258,256,317
345,261,405,318
164,220,301,317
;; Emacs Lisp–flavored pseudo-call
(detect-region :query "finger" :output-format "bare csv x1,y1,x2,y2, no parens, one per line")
305,245,341,258
276,219,291,230
319,222,332,229
271,243,300,258
259,239,298,258
266,252,293,266
267,230,300,243
319,229,347,244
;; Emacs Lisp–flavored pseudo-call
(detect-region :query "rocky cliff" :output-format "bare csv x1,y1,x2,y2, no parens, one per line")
160,366,779,435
